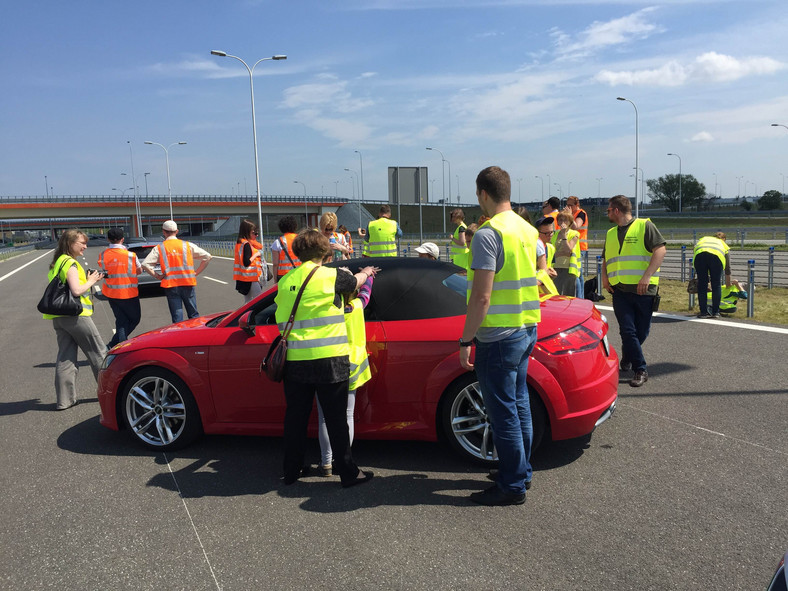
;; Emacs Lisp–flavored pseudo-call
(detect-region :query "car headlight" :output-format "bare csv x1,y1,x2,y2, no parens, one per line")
101,354,116,371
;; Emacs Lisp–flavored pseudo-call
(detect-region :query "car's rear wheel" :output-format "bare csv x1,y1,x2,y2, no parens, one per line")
439,374,548,465
121,368,202,450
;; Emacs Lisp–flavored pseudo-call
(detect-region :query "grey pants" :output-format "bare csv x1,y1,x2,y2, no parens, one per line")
52,316,106,409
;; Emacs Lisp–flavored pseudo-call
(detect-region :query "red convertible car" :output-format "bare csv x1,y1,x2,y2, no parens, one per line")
97,257,618,464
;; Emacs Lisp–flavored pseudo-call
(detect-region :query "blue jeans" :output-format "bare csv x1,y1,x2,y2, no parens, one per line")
694,252,723,315
576,274,584,299
612,289,654,373
164,286,199,323
106,297,141,347
474,326,537,495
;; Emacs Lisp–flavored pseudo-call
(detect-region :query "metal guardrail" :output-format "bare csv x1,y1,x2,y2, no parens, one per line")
0,245,34,262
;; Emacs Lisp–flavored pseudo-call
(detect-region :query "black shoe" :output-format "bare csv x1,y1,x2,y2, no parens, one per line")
619,360,632,372
470,485,525,506
283,465,312,485
629,370,648,388
341,470,374,488
486,470,531,490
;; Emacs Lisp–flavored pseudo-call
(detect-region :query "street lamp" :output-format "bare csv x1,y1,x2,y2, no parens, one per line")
345,168,362,229
144,141,186,220
596,177,603,199
772,123,788,131
354,150,364,203
553,182,563,200
293,180,307,226
426,147,449,233
712,172,718,198
535,176,544,202
667,153,682,212
211,49,287,247
516,178,522,201
333,180,339,198
617,96,639,217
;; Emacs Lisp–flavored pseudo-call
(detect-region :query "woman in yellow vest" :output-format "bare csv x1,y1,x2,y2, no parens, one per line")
453,223,477,272
274,229,378,488
233,219,263,303
43,229,107,410
551,212,580,296
315,267,378,476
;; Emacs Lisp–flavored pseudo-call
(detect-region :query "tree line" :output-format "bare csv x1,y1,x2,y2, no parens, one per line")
646,174,784,211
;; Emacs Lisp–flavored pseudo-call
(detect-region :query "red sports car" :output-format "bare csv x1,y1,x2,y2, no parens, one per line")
97,257,618,464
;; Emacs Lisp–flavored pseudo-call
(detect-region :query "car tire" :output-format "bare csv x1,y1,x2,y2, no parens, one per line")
121,367,203,451
439,373,548,465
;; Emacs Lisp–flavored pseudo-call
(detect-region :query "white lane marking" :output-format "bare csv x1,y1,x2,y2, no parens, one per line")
212,256,233,261
163,453,222,590
620,403,787,457
595,304,788,335
202,276,228,285
0,250,52,283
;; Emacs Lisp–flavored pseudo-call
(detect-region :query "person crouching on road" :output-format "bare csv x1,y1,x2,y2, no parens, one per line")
98,227,142,347
274,229,378,488
234,219,264,304
43,229,106,410
315,265,379,477
142,220,212,324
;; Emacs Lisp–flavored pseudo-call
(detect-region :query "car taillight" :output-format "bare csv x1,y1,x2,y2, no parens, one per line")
536,324,601,356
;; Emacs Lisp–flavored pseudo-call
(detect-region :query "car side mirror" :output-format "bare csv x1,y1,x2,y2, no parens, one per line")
239,310,256,336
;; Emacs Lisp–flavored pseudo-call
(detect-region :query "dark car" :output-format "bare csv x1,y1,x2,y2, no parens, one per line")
127,242,164,293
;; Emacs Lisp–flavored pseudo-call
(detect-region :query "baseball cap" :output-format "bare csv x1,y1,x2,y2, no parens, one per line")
414,242,439,259
162,220,178,232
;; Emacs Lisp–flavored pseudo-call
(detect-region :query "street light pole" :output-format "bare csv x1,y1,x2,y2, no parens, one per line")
354,150,364,203
553,182,563,200
294,181,307,226
516,178,522,201
667,153,682,213
211,50,287,248
345,168,361,230
426,147,447,233
596,177,603,199
144,141,186,220
617,97,639,217
535,176,544,202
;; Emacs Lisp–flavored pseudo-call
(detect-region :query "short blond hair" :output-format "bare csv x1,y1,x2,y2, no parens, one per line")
319,212,338,232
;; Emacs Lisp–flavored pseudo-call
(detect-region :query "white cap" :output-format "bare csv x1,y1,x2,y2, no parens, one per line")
162,220,178,232
414,242,439,259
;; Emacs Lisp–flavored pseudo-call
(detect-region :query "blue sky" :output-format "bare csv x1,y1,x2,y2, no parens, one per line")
2,0,787,204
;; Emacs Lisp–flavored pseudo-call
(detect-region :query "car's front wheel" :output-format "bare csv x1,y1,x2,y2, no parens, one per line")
121,368,202,450
439,374,547,465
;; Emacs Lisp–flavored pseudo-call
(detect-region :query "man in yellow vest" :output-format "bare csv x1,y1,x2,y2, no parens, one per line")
142,220,212,323
363,205,401,257
460,166,541,506
564,196,588,297
449,208,467,265
601,195,666,388
98,227,142,347
693,231,731,319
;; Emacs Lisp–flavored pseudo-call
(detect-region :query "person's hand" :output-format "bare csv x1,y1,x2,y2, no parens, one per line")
602,275,613,294
359,266,380,277
547,268,558,278
459,345,474,370
87,269,102,285
330,243,342,251
562,206,572,214
636,276,651,295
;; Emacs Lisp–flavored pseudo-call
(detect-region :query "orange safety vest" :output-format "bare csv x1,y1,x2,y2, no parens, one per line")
547,210,559,229
574,207,588,251
276,233,300,276
157,239,197,287
233,239,262,282
98,247,139,299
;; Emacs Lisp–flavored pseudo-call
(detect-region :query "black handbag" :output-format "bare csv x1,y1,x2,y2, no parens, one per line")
37,258,83,316
260,267,319,382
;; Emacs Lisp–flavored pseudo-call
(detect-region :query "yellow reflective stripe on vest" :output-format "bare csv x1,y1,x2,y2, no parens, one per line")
346,300,371,390
277,313,345,332
694,236,728,268
450,223,467,261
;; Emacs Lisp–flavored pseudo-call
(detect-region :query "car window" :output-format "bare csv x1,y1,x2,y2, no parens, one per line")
226,293,278,327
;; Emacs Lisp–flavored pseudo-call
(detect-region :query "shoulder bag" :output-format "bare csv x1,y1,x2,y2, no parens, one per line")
260,266,319,382
37,258,84,316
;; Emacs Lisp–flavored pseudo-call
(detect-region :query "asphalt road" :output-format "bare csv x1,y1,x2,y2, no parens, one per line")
1,247,786,591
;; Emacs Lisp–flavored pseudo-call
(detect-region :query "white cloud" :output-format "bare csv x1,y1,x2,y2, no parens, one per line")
689,131,714,143
553,8,661,60
282,75,374,113
596,51,785,86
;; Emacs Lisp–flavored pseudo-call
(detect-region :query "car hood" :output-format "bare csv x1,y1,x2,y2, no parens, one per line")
538,296,597,338
107,311,230,354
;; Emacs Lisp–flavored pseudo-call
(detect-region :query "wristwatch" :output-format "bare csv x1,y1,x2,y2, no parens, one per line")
459,338,474,347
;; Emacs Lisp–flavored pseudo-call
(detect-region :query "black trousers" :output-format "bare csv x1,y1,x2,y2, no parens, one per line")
694,252,723,315
282,378,359,484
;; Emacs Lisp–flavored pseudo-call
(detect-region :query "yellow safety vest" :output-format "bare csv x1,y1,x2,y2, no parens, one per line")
345,299,371,391
450,222,467,264
367,218,398,257
694,236,729,269
551,229,581,277
604,218,660,287
42,255,93,318
544,241,555,268
453,247,470,270
274,262,349,361
467,210,541,328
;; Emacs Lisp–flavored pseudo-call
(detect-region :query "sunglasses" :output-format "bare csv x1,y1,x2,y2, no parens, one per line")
324,227,335,232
